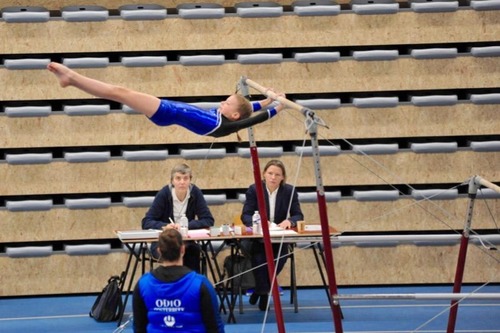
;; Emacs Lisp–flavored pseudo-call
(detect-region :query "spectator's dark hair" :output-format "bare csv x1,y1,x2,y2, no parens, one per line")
158,229,183,262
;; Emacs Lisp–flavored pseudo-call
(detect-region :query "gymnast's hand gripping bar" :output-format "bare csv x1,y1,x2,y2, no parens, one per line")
239,76,329,130
242,77,307,113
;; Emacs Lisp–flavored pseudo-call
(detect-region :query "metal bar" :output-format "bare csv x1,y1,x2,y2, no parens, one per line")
316,177,344,332
249,145,286,331
239,77,286,333
334,293,500,301
243,77,308,115
241,76,344,332
447,176,480,333
476,175,500,193
334,234,499,244
336,234,460,243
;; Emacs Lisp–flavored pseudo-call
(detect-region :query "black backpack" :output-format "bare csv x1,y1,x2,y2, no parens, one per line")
223,254,255,291
89,274,124,322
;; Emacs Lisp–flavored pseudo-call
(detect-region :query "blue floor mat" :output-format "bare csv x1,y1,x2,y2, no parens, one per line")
0,285,498,333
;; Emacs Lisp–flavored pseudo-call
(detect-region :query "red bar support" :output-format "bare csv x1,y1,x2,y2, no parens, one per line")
317,192,344,333
250,146,286,333
447,233,470,333
447,177,479,333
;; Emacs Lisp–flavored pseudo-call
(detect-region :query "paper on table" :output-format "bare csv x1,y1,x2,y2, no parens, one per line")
269,222,283,231
117,229,161,240
188,229,210,238
270,229,298,236
304,225,322,231
267,222,297,235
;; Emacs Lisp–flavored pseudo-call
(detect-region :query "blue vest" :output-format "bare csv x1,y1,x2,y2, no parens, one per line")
138,271,206,333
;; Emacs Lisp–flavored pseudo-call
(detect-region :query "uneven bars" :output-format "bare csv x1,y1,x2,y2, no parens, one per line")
333,293,500,301
241,76,342,332
243,78,309,115
475,176,500,193
333,234,499,244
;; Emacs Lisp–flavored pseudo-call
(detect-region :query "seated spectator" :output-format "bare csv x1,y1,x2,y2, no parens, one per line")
142,163,214,273
241,159,304,311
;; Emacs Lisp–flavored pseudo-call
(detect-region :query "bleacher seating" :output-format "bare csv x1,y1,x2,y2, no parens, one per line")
0,0,498,296
61,5,109,22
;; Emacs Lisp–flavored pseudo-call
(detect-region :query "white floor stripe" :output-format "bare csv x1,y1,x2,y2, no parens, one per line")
1,303,498,321
0,314,89,321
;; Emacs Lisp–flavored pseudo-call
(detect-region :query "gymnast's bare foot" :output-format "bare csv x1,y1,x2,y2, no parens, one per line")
47,62,74,88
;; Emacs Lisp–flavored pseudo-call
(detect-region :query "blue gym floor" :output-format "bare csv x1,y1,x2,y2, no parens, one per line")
1,284,499,333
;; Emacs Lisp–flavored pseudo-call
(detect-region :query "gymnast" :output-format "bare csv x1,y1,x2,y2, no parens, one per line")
47,62,285,138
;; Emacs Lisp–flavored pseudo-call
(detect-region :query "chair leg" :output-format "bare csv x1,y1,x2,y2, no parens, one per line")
289,244,298,313
239,286,244,314
200,250,207,276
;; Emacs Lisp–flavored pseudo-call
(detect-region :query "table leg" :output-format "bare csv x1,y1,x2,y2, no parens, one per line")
226,242,238,323
201,240,228,314
117,242,145,327
313,242,343,319
289,243,298,313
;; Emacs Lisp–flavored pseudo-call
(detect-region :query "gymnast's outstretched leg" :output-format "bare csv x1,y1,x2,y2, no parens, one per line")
47,62,161,118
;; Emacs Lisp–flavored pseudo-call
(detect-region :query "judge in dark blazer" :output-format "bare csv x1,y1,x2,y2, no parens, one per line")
142,163,214,273
241,159,304,311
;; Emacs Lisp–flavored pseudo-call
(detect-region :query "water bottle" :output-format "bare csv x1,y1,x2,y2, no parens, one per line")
222,224,230,236
179,214,189,229
180,226,188,238
252,210,262,235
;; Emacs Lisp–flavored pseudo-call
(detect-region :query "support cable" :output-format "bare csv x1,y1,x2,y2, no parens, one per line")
232,77,499,333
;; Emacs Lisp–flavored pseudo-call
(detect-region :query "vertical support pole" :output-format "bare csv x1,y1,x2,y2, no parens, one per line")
446,176,479,333
308,119,344,333
239,78,286,333
239,76,344,332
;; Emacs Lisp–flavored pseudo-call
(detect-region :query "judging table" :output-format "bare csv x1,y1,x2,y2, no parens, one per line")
115,226,341,325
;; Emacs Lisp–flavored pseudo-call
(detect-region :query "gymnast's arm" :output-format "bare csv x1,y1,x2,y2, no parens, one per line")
252,96,274,111
209,108,278,138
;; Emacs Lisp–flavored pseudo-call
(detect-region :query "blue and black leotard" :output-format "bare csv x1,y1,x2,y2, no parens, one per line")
149,99,278,138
